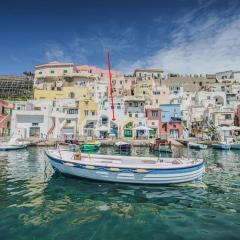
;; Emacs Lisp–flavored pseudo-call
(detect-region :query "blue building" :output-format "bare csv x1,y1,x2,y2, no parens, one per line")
159,104,183,138
160,104,182,123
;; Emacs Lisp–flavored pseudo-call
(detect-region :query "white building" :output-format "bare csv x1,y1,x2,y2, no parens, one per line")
11,100,52,139
216,70,240,84
11,99,80,140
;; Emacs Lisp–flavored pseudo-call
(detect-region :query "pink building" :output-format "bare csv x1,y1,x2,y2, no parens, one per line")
76,65,125,96
159,121,184,138
0,100,14,136
145,108,161,138
76,65,123,79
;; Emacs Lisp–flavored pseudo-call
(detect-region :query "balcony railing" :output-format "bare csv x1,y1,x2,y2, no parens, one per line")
170,117,182,122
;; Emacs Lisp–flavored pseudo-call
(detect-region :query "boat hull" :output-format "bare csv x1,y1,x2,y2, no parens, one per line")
80,144,99,152
115,144,131,151
212,144,231,150
231,144,240,150
46,153,205,185
189,143,207,150
0,144,27,151
149,145,172,153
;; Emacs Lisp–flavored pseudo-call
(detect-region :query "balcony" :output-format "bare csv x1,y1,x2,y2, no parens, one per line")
170,117,182,122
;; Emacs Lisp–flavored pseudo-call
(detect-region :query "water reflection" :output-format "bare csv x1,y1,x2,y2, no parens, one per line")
0,147,240,240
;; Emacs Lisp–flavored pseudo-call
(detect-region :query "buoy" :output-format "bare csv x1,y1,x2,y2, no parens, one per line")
85,165,95,170
134,169,147,173
109,167,120,172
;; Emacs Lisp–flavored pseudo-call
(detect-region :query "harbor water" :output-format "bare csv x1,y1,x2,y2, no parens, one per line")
0,147,239,240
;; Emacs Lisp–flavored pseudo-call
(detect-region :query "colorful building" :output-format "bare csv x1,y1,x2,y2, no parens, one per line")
159,104,184,138
78,98,98,137
34,87,90,101
145,107,161,138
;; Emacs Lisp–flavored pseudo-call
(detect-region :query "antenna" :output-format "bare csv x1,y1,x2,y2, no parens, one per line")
107,52,116,121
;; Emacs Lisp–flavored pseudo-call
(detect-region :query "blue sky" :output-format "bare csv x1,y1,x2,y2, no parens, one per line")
0,0,240,74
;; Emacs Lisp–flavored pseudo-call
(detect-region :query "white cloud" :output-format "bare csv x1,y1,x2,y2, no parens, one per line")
126,1,240,74
45,46,65,60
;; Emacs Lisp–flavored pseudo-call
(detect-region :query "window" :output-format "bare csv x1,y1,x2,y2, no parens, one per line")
125,80,128,83
39,71,42,75
50,70,55,74
134,102,138,107
66,120,71,123
225,114,231,120
32,123,38,126
92,111,95,116
63,69,68,73
84,110,89,116
120,81,123,84
152,122,155,125
152,111,158,117
143,91,146,95
129,103,132,107
207,96,211,100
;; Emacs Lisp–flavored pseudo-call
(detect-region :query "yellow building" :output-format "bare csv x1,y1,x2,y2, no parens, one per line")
34,87,90,100
78,98,98,137
135,80,170,106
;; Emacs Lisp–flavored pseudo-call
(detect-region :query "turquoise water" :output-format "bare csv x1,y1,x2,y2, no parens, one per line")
0,147,239,240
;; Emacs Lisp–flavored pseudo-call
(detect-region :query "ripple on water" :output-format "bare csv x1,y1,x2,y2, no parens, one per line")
0,147,240,240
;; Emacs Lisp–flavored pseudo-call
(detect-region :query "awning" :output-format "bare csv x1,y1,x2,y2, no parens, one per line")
133,126,152,131
96,125,109,132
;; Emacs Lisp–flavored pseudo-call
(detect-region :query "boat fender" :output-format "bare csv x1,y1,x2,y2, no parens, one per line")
134,169,147,173
109,167,120,172
85,165,95,170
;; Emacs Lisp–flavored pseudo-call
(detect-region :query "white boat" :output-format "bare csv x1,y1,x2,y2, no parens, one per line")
0,136,29,151
212,142,231,150
45,149,205,184
230,143,240,150
188,142,207,150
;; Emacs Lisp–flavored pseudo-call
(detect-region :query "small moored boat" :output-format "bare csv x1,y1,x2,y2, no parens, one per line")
188,142,207,150
115,141,131,151
230,143,240,150
0,136,29,151
45,149,205,184
212,142,231,150
80,140,101,152
149,138,172,153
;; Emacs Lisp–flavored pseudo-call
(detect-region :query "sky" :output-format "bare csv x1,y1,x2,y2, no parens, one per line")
0,0,240,75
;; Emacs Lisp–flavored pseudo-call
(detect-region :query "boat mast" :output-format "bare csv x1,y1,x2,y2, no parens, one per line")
107,52,116,121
